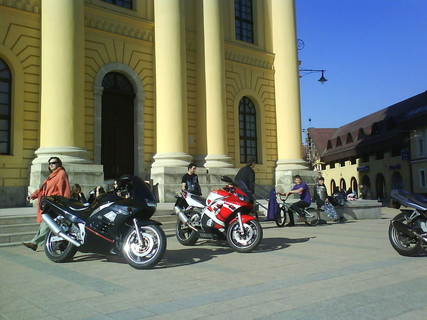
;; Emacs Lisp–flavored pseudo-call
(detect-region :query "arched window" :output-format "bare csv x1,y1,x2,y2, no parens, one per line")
235,0,254,43
239,96,257,163
0,58,12,155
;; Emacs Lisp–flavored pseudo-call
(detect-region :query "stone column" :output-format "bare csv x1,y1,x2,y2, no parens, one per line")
271,0,310,191
152,0,191,168
29,0,103,197
151,0,191,202
34,0,88,164
194,0,207,167
203,0,232,169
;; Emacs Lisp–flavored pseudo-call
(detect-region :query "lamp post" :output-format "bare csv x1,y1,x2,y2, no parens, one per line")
299,69,327,84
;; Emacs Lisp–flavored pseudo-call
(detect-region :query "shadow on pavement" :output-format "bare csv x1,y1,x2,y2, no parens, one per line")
255,236,311,253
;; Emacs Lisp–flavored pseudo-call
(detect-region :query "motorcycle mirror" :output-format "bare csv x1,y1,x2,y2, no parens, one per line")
221,176,233,183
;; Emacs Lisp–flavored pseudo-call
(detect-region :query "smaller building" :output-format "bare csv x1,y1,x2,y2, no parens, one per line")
307,90,427,200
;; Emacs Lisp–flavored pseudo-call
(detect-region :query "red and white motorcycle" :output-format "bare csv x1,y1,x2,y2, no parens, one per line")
174,176,263,252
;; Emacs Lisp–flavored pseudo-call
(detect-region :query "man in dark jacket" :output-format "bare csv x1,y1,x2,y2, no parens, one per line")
235,159,256,194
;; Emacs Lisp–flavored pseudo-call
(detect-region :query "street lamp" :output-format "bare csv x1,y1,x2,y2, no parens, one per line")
299,69,327,84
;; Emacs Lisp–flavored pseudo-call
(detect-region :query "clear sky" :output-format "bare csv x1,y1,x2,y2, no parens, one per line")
295,0,427,130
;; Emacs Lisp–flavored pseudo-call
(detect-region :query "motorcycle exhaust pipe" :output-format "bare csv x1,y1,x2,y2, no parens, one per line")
174,206,198,232
42,214,81,247
392,220,427,244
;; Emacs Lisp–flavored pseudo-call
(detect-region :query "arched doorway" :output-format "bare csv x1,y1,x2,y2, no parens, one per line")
101,72,135,179
376,173,386,201
340,178,346,192
350,177,358,195
330,179,337,194
362,175,371,187
391,171,404,190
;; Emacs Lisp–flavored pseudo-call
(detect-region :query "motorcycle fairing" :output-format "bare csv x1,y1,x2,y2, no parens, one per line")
391,189,427,211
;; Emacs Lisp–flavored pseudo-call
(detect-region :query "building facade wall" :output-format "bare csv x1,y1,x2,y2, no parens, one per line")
322,152,411,200
0,0,285,206
411,128,427,195
0,3,41,206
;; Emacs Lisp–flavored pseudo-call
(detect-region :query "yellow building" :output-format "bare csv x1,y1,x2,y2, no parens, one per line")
307,91,427,200
0,0,309,206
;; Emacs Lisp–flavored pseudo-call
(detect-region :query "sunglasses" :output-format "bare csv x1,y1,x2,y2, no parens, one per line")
49,161,58,165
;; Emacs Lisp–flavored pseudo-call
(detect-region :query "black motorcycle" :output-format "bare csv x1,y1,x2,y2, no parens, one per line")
41,175,166,269
389,189,427,256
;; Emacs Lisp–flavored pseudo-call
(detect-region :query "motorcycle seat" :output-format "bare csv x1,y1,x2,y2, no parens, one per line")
63,198,91,211
190,194,206,206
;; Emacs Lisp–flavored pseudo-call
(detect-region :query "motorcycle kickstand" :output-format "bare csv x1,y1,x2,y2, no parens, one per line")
133,218,144,245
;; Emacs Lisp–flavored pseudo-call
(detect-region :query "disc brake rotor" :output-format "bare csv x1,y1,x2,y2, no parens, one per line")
130,232,155,258
232,223,255,245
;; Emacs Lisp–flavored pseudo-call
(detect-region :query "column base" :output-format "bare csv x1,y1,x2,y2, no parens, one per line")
204,154,233,168
276,158,308,171
32,146,91,165
151,152,193,167
150,166,238,202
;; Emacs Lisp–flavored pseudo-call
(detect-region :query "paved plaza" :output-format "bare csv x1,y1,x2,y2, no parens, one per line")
1,207,427,320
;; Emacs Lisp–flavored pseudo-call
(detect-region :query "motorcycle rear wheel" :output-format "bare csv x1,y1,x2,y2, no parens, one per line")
227,219,263,253
123,224,166,269
44,230,77,263
275,208,286,227
389,213,424,257
176,219,199,245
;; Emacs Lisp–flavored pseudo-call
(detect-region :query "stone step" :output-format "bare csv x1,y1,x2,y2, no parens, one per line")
0,215,36,225
0,231,36,245
0,223,39,234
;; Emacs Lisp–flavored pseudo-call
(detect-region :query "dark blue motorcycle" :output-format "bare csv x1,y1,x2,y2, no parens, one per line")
41,175,166,269
389,189,427,256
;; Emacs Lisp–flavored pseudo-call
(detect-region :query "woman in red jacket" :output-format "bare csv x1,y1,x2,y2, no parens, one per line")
23,157,70,251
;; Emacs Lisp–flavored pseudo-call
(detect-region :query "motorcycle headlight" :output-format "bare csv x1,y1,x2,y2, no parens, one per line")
238,195,248,202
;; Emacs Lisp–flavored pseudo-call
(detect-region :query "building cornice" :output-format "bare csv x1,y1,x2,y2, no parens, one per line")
0,0,40,14
85,6,154,42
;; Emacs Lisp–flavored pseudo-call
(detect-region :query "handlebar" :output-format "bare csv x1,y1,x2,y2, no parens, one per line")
277,193,290,201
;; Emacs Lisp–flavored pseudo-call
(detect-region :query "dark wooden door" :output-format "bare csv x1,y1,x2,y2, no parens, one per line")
101,91,134,179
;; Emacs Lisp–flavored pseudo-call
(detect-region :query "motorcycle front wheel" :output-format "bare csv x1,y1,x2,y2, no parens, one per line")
389,213,424,257
275,208,286,227
176,219,199,245
227,219,263,253
44,230,77,263
123,224,166,269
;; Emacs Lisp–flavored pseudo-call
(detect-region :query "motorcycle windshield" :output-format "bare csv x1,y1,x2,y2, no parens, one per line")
235,181,255,202
117,175,157,208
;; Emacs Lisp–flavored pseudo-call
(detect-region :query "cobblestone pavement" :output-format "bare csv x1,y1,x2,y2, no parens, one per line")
1,207,426,320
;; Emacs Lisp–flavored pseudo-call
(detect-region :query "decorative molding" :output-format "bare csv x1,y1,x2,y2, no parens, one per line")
85,12,154,42
225,46,274,70
0,0,40,14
